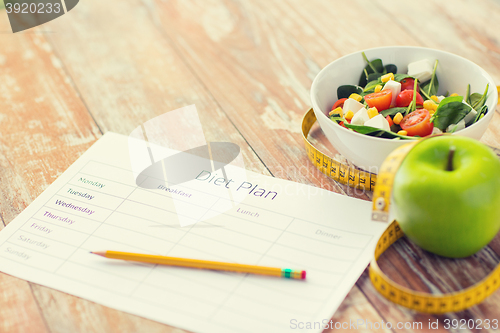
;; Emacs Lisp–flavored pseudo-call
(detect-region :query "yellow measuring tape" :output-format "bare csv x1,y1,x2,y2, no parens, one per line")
302,108,377,191
302,108,500,313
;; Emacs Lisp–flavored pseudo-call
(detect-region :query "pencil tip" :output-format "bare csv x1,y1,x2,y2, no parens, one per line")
90,251,106,257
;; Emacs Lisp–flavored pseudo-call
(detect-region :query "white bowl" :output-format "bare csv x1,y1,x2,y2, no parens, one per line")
310,46,497,173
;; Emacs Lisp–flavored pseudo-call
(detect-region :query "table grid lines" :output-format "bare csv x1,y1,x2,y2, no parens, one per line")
0,154,384,333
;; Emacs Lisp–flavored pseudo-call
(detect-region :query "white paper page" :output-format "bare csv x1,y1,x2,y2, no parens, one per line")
0,132,387,333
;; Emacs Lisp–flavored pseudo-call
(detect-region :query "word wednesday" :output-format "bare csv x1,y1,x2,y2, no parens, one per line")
54,199,95,215
195,170,278,200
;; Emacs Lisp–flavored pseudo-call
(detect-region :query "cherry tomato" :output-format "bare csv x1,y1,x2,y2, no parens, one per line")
332,98,347,110
395,90,424,107
364,90,392,111
400,109,434,137
400,78,419,91
386,115,394,127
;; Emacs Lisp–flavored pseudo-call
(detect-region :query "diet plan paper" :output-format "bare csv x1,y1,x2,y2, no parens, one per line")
0,132,386,333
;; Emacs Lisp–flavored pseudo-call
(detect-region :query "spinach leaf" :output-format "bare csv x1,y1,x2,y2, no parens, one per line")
384,64,398,75
337,85,363,99
361,75,384,94
420,60,439,97
328,111,413,140
363,56,384,74
363,74,414,94
419,88,432,101
469,93,484,109
431,96,471,131
420,76,439,96
394,74,413,82
363,80,380,93
343,122,414,139
381,107,407,117
473,105,488,123
390,123,402,133
359,52,384,86
367,72,384,83
469,84,489,110
329,114,343,122
437,95,463,104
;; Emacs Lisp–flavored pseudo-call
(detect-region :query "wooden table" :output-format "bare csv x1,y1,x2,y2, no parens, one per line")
1,0,500,332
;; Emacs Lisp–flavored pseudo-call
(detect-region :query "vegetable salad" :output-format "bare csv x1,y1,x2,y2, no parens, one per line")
328,53,489,139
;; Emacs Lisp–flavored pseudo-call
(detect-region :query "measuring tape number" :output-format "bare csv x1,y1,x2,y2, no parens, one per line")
302,109,377,191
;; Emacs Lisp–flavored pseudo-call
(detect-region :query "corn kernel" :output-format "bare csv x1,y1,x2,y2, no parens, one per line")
393,112,403,125
349,93,362,102
398,130,408,136
329,107,343,117
450,93,459,97
431,95,439,103
367,107,378,119
381,73,394,83
344,110,354,121
423,99,438,112
374,84,383,93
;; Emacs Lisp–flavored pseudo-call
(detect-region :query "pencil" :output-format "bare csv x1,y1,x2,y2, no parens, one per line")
91,250,306,280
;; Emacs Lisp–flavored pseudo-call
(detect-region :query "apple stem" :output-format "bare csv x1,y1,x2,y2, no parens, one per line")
447,146,456,171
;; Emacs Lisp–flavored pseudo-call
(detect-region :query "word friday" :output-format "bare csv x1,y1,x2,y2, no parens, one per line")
195,171,278,200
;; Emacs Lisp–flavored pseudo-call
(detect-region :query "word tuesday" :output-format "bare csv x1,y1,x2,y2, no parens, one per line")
195,170,278,200
67,188,94,200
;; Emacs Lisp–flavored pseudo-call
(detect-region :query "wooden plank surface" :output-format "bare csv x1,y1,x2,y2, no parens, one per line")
0,0,499,332
0,12,98,333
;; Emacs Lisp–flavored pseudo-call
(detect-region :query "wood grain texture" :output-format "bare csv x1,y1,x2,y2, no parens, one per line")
45,0,270,175
0,0,499,332
140,0,368,198
30,285,186,333
0,274,49,333
0,11,99,333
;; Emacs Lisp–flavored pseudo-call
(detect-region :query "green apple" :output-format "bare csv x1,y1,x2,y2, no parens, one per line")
392,136,500,258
